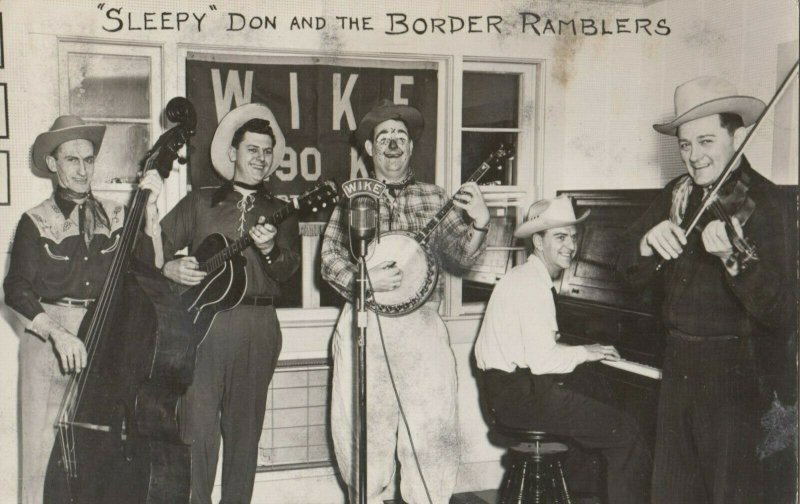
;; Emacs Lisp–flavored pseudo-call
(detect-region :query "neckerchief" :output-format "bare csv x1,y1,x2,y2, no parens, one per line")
375,170,416,198
56,186,110,246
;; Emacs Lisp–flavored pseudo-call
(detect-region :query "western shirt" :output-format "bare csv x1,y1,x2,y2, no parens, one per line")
475,255,589,374
4,192,153,321
160,184,300,297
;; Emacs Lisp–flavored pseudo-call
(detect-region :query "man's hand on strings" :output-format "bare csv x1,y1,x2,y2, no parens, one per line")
163,256,206,286
702,218,740,261
453,182,490,229
251,216,277,255
368,261,402,292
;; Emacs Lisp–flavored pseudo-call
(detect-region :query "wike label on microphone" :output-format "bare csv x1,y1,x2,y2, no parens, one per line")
341,178,387,199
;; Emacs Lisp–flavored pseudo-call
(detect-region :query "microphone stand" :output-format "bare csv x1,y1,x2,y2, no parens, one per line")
342,179,385,504
355,254,368,504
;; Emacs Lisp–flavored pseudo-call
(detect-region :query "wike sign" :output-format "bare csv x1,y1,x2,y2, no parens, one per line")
186,56,439,195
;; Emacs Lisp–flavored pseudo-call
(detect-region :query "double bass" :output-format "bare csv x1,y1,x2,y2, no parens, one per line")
44,98,201,503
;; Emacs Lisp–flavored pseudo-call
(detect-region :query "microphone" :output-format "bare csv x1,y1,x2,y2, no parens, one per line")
341,178,387,259
349,195,377,258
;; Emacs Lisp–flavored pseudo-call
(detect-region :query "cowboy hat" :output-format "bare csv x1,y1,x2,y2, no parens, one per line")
514,196,590,238
653,76,766,136
32,116,106,177
355,99,424,146
210,103,286,180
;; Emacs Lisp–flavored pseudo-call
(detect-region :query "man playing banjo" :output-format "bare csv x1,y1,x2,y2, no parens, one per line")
321,99,490,504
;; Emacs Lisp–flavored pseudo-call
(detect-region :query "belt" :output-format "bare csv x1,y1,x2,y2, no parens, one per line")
239,296,274,307
40,297,96,309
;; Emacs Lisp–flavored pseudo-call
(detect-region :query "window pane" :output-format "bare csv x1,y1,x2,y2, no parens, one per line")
462,205,524,303
93,122,150,184
68,53,151,119
462,72,519,128
461,131,517,185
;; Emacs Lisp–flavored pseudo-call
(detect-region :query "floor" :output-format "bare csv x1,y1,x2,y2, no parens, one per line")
385,489,601,503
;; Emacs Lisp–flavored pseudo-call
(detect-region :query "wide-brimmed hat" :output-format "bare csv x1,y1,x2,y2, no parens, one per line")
514,196,590,238
32,116,106,177
653,76,765,136
355,99,424,146
210,103,286,180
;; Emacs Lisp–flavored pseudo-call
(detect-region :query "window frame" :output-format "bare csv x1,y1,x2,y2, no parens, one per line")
444,59,544,318
57,39,164,197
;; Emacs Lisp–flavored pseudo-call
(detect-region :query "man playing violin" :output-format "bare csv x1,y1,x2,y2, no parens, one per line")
159,103,299,504
617,76,791,503
321,99,489,504
3,115,163,504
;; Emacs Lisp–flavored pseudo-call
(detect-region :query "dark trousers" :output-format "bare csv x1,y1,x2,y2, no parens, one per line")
180,305,282,504
652,332,762,504
481,368,651,504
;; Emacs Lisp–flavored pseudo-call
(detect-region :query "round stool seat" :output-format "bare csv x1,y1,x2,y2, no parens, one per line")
511,441,569,456
494,423,553,444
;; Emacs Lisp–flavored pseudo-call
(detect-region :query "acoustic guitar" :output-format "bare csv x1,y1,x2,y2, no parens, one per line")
181,180,338,332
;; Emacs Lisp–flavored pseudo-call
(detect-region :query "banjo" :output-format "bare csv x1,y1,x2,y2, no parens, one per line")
365,145,512,316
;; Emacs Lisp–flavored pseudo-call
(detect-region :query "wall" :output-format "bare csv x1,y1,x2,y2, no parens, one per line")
0,0,796,502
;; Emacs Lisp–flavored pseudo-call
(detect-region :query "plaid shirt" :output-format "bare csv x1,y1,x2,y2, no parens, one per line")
321,180,487,301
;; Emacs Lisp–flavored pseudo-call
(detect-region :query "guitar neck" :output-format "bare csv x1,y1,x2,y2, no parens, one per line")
414,161,492,244
201,201,295,272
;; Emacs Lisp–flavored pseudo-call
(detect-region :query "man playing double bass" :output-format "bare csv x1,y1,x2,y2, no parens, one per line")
321,99,489,504
3,116,163,504
617,76,792,503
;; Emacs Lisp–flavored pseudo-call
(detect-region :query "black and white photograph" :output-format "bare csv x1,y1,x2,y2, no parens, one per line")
0,1,797,503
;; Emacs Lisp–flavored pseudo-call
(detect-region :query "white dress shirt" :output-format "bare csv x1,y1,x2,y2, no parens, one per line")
475,255,589,374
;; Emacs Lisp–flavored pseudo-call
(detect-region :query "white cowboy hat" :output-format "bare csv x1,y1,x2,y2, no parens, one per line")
32,116,106,177
514,196,590,238
210,103,286,180
653,76,766,136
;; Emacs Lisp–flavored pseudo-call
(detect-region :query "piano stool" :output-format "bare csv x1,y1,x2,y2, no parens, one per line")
494,424,573,504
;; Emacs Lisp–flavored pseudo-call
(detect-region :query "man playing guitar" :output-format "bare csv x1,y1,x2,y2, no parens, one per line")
321,99,489,504
160,103,299,504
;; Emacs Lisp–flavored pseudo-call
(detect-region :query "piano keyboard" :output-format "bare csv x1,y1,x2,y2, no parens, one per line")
601,358,662,380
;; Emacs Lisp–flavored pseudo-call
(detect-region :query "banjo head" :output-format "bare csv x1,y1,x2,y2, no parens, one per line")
365,231,438,316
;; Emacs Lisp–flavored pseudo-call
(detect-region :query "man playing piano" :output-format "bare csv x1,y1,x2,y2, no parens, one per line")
617,76,790,503
475,196,652,504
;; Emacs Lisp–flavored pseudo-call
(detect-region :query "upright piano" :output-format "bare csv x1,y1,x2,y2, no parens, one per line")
554,189,665,446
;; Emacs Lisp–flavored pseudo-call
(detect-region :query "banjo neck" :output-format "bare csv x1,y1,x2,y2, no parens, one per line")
413,156,498,245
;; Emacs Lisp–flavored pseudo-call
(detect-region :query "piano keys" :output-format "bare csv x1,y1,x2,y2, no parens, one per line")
600,358,662,380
